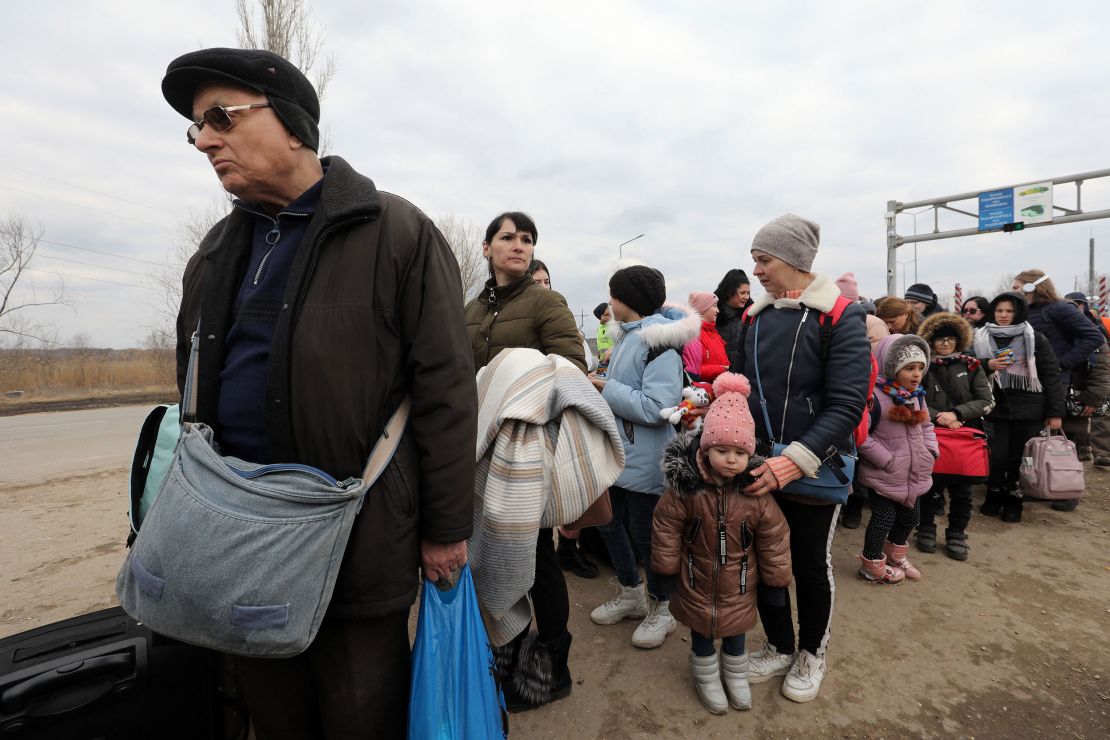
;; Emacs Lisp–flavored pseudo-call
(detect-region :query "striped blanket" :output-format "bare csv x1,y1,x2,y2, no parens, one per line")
471,348,625,646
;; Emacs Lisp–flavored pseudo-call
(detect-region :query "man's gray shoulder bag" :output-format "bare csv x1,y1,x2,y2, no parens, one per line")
116,323,411,657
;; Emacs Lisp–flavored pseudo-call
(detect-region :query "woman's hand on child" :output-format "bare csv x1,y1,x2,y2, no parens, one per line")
588,373,606,391
742,462,779,497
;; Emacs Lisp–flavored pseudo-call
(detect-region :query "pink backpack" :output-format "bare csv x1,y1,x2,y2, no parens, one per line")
1019,429,1085,500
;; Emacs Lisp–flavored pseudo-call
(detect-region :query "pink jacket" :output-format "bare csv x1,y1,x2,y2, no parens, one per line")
858,390,938,506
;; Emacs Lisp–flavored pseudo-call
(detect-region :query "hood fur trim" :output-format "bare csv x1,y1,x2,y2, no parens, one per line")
746,273,840,317
918,311,972,349
662,431,765,496
606,302,702,350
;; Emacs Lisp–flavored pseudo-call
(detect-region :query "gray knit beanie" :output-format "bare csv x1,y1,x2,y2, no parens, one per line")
750,214,820,272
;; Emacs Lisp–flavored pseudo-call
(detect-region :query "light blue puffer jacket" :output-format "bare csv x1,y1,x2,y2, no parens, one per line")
601,305,701,494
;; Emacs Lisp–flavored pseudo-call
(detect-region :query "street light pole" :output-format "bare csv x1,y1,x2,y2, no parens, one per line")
619,233,645,259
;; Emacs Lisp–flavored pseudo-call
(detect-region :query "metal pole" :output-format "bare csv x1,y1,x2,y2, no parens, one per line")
1090,236,1096,299
886,200,899,296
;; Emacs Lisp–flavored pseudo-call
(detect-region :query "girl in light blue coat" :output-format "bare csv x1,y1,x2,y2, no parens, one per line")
588,265,701,649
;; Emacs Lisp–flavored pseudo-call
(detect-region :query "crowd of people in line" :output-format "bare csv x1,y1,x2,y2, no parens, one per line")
160,45,1107,735
468,209,1109,717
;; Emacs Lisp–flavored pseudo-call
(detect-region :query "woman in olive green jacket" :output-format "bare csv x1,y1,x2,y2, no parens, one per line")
464,211,585,713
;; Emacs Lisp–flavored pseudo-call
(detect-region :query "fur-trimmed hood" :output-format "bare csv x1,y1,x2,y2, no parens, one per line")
918,311,973,349
605,302,702,350
746,273,840,317
662,431,765,497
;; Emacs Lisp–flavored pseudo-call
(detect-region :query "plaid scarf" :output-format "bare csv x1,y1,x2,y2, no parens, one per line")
932,353,981,371
876,375,926,406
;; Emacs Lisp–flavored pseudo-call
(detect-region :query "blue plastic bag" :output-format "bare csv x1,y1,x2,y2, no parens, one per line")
408,564,507,740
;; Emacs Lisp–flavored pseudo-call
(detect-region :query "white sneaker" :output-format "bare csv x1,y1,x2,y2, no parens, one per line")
631,598,676,648
590,580,648,625
747,640,796,684
781,650,826,703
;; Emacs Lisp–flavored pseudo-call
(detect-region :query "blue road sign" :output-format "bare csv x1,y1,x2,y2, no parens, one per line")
979,188,1014,231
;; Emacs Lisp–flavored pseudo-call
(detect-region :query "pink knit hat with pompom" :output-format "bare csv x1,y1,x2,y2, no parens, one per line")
688,291,718,318
700,372,757,454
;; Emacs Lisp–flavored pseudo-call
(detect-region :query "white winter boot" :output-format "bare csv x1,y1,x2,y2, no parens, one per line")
689,652,728,714
720,651,752,710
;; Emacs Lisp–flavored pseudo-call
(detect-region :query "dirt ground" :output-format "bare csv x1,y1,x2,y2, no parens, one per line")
2,464,1107,738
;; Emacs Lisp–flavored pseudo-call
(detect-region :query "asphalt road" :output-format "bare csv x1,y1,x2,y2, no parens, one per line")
0,405,150,487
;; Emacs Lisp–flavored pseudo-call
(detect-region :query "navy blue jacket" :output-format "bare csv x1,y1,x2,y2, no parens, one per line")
1027,300,1104,390
734,275,871,478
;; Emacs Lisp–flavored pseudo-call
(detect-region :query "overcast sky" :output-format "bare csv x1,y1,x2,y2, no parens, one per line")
4,0,1110,348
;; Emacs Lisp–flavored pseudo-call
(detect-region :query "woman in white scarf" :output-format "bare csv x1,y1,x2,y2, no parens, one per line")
973,293,1065,522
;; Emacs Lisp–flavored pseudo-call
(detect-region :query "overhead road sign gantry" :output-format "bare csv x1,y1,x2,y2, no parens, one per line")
885,168,1110,295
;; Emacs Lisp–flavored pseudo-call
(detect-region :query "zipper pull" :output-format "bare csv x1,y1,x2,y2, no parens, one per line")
718,516,726,565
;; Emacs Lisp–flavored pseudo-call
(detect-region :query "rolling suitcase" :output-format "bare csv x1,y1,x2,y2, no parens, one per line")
0,607,232,739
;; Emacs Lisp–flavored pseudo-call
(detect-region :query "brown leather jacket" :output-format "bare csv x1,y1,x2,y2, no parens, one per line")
176,156,477,619
652,434,792,638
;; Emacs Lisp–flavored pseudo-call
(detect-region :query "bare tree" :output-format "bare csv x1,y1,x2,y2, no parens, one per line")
994,274,1015,296
146,199,231,349
235,0,337,154
435,215,487,301
0,214,68,347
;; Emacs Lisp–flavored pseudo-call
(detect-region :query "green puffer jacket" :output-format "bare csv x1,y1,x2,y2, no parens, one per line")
918,312,996,426
465,274,587,373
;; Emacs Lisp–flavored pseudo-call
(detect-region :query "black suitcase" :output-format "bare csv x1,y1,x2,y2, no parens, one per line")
0,607,236,739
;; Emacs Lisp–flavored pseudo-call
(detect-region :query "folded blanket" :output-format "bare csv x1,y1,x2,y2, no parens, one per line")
470,348,625,646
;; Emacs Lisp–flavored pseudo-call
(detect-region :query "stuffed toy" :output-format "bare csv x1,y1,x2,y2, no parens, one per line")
660,382,715,431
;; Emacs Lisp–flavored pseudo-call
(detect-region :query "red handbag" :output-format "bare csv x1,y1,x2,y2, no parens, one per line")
932,426,989,478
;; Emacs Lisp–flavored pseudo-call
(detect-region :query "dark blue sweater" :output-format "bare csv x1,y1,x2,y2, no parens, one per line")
216,179,323,462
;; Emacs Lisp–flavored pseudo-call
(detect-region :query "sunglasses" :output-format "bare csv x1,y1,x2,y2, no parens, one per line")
935,336,958,344
187,103,271,144
962,308,982,315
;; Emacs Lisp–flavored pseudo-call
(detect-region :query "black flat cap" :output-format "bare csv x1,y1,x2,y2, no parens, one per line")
162,48,320,151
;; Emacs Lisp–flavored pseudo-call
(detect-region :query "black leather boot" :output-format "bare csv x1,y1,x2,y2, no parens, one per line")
841,494,864,529
557,534,599,579
1000,490,1023,523
505,631,573,712
980,488,1004,517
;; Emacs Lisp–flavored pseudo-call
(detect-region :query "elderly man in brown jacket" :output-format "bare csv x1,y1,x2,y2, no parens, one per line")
162,47,476,739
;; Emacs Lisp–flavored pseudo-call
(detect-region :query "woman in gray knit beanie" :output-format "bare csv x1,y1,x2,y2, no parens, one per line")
734,214,872,704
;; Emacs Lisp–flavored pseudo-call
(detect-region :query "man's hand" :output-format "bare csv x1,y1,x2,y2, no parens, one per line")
421,539,467,583
588,373,607,391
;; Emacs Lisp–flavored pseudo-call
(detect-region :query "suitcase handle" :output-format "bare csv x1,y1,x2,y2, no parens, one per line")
1,652,134,714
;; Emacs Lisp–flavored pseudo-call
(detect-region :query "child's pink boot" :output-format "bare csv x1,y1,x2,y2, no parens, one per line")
884,542,921,580
857,554,905,584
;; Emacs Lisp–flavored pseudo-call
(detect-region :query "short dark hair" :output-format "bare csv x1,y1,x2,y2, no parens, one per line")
484,212,538,245
713,269,750,307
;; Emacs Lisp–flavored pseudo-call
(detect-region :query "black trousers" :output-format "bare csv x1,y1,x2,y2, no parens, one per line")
531,528,570,642
863,492,920,559
922,474,974,532
988,419,1044,495
236,610,411,740
756,495,838,657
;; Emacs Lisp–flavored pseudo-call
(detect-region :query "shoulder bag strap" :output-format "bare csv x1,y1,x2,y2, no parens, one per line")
181,319,201,425
360,396,413,488
751,316,777,444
